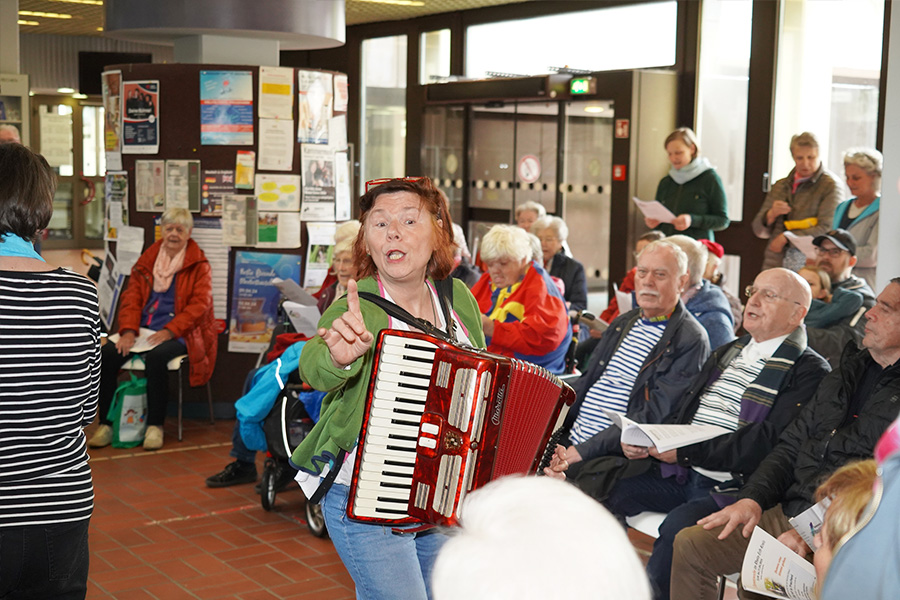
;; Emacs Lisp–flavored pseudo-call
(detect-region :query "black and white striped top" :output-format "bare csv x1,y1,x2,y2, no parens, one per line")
0,268,101,528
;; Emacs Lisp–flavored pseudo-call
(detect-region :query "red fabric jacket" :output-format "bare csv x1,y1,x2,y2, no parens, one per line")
117,238,218,386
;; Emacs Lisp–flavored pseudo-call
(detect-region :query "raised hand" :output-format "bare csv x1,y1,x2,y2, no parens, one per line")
318,279,374,369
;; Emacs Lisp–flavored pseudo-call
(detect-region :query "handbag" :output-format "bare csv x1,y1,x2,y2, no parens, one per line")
107,373,149,448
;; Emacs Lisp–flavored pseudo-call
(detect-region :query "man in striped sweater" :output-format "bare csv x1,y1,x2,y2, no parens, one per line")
603,268,831,600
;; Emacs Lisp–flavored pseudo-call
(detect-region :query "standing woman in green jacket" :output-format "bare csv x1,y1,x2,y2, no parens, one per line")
646,127,730,241
291,177,485,600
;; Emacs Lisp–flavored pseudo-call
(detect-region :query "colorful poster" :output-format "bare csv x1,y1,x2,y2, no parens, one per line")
98,252,126,330
165,160,201,212
228,251,302,353
135,160,166,212
255,173,301,212
297,70,333,144
334,151,352,222
256,212,301,249
259,66,294,120
101,70,123,170
300,144,336,221
200,70,254,145
201,169,234,217
122,80,159,154
333,73,348,113
104,171,129,241
235,150,256,189
304,222,337,288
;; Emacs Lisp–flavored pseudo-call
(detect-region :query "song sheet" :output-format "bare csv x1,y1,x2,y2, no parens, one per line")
632,197,676,224
602,409,729,453
741,527,816,600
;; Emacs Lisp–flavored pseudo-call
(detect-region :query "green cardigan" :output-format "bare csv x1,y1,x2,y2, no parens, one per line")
291,276,486,476
654,168,729,241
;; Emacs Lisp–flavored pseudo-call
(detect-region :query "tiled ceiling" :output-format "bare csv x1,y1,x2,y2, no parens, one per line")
16,0,534,37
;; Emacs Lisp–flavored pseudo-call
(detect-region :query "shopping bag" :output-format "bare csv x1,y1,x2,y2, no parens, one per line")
107,374,148,448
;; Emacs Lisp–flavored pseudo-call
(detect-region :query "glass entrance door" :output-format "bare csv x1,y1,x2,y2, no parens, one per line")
31,95,105,250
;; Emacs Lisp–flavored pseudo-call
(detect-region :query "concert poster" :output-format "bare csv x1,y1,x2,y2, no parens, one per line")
122,80,159,154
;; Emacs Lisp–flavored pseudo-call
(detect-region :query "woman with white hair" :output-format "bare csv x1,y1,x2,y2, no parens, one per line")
316,221,360,311
834,147,882,287
470,225,572,374
514,200,546,231
532,215,587,312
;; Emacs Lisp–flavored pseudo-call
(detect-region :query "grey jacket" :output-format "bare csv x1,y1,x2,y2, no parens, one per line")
834,197,879,288
563,301,710,460
752,164,844,270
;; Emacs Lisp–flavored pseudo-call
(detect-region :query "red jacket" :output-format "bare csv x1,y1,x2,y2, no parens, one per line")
117,238,218,386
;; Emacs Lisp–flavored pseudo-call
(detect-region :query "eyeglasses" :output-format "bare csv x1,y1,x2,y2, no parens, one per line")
365,176,424,192
814,246,847,258
745,285,803,306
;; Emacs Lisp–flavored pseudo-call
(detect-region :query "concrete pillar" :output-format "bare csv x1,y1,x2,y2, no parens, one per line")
0,0,19,73
173,35,280,67
878,5,900,293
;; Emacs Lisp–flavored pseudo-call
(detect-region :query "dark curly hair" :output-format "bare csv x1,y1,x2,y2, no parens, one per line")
0,144,55,242
353,177,456,280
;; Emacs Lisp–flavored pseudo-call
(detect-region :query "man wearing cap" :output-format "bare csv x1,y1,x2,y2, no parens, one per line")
807,228,875,366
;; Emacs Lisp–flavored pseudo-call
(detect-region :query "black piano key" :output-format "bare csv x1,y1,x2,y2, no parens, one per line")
380,482,412,489
384,460,416,468
395,397,426,406
375,507,409,515
392,407,422,416
402,354,433,365
390,418,420,428
397,381,429,391
377,496,409,504
386,445,417,453
382,470,411,478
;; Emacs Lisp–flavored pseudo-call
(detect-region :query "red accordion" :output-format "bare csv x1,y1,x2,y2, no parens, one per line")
347,330,575,527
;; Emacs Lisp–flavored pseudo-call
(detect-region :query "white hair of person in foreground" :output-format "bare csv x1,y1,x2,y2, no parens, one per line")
432,476,651,600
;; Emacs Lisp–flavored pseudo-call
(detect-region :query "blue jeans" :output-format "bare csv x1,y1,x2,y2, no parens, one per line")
230,420,257,464
0,519,90,599
605,466,721,600
320,483,447,600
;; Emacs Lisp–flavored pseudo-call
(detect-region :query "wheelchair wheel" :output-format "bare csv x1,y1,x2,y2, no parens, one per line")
306,500,328,538
260,460,278,511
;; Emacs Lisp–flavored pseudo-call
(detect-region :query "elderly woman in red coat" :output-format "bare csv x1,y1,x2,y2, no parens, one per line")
89,208,217,450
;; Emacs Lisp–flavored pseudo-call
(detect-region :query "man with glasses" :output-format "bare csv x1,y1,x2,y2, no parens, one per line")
594,268,829,600
670,277,900,600
808,228,875,366
544,240,709,482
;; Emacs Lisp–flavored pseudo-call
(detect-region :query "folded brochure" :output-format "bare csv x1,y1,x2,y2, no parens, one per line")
602,409,729,453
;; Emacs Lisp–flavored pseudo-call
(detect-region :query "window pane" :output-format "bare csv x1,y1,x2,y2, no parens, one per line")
361,35,408,194
696,0,751,222
420,29,451,85
82,106,105,178
466,2,676,78
39,104,74,177
772,0,883,179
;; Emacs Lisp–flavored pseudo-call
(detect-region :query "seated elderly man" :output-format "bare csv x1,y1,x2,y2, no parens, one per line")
600,269,830,600
546,239,709,471
532,215,587,313
471,224,572,375
807,228,875,366
666,235,735,350
670,278,900,600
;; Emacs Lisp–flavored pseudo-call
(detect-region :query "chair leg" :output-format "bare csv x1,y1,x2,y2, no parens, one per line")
177,361,184,442
715,575,726,600
206,381,215,424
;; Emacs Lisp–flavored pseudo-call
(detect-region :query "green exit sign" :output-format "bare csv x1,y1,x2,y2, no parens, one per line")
570,77,596,95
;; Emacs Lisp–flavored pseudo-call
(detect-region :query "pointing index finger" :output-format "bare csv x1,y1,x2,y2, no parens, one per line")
346,279,361,317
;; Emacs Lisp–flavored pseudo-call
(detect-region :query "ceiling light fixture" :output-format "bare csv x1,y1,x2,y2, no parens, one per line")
584,105,605,114
73,93,89,99
356,0,426,6
17,19,40,26
48,0,104,5
19,10,74,19
57,87,76,93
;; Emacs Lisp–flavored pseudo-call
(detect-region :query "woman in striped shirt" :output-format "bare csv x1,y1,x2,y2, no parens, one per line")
0,143,101,599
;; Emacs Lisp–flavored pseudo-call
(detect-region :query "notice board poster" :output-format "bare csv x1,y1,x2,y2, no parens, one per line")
122,80,159,154
200,70,254,146
228,251,302,353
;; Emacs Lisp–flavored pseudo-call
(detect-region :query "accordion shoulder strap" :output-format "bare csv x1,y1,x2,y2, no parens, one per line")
308,449,347,504
357,279,455,343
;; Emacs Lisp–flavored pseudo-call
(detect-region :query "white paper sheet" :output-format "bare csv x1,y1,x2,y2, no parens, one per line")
614,283,633,313
256,212,301,249
783,232,818,261
257,118,294,171
632,197,676,223
115,226,145,273
258,66,295,120
741,527,817,600
108,328,162,353
602,409,729,453
255,173,301,212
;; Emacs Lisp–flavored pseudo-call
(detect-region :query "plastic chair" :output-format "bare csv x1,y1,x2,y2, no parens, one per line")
120,354,214,441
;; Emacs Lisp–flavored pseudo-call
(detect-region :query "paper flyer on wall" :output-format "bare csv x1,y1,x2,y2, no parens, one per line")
235,150,256,189
333,73,348,113
201,169,234,217
122,80,159,154
254,173,301,212
228,251,302,353
741,527,816,600
303,221,337,288
115,226,145,273
257,212,302,249
165,160,201,212
222,195,258,247
98,252,126,329
297,70,333,144
101,70,123,170
135,160,166,212
329,114,348,150
259,66,294,120
200,70,254,145
334,151,352,221
301,144,336,221
191,217,230,322
601,409,729,453
257,119,294,171
104,171,129,241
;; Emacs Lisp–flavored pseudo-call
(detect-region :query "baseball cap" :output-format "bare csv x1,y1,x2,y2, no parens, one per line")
813,229,858,256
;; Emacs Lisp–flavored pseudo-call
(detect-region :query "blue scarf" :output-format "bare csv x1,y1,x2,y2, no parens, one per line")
0,233,45,261
669,156,712,185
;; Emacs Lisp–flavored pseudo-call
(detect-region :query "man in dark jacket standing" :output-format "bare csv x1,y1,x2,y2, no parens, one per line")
602,268,829,600
670,277,900,600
